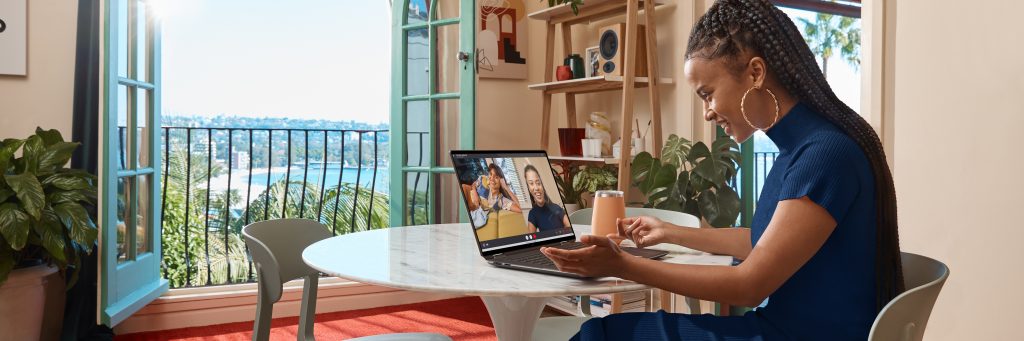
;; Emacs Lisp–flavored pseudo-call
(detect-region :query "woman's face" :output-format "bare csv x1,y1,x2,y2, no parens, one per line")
684,56,773,143
525,170,546,206
488,169,501,191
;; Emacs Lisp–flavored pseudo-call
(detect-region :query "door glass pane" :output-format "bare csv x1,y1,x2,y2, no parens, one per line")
435,24,460,94
136,175,151,255
136,88,150,168
118,0,129,77
436,99,459,167
406,28,430,96
405,101,430,167
407,0,428,24
117,85,130,170
135,0,149,82
435,0,459,20
117,176,132,264
405,172,431,225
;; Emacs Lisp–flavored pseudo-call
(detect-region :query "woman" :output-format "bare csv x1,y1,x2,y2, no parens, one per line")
541,1,904,340
523,164,570,232
482,163,522,213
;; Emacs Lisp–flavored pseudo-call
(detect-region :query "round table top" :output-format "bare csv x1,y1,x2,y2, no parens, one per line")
303,223,654,297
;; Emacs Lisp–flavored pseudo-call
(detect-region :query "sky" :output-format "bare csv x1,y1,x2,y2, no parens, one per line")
155,2,860,127
158,0,392,123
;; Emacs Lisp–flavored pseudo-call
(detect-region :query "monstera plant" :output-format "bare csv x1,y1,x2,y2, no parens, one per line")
0,128,98,287
631,134,742,227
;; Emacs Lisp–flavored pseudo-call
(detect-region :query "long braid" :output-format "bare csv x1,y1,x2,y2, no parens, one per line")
686,0,904,311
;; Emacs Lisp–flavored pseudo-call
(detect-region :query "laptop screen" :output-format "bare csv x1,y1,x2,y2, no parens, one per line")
450,150,576,255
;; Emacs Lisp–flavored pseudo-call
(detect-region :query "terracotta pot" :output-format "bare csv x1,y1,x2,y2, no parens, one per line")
0,264,59,341
555,65,573,81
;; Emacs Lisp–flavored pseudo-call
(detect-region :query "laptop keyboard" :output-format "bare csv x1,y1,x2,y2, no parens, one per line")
496,242,588,269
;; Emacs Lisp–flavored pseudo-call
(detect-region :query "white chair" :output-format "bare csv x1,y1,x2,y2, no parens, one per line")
532,208,702,340
868,252,950,341
243,219,452,341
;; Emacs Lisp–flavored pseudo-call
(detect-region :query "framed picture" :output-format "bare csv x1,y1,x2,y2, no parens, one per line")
585,46,600,78
0,0,27,76
478,0,529,79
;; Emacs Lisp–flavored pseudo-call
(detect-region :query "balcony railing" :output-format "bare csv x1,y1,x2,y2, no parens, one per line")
729,151,780,226
146,127,390,288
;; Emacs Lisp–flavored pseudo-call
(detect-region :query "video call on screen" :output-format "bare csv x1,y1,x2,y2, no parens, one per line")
452,153,574,251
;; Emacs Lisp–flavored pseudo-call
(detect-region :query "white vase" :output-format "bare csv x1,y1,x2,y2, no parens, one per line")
0,264,57,341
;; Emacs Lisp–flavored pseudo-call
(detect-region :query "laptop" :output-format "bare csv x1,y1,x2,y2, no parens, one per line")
450,150,667,279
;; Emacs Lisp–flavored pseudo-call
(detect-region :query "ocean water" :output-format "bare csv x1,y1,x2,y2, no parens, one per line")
210,164,390,201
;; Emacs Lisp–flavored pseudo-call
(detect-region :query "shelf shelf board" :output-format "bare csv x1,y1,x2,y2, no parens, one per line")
528,75,673,95
549,155,621,164
529,0,665,25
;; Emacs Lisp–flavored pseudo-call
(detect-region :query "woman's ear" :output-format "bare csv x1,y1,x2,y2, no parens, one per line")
748,57,767,89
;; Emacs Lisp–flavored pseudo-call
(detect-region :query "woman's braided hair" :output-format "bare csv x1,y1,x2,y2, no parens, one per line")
686,0,904,311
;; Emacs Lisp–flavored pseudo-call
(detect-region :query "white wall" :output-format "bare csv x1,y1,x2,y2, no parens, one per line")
893,0,1024,339
0,0,78,140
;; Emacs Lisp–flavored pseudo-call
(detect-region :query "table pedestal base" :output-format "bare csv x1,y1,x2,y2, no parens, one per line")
481,296,548,341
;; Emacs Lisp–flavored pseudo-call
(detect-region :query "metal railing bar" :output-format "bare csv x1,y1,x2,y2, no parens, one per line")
183,128,193,287
299,131,309,218
316,131,329,222
203,129,213,285
282,130,292,219
367,131,379,228
223,130,233,283
349,132,364,233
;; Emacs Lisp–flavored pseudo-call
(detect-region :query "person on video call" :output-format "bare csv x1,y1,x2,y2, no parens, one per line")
480,163,521,213
523,164,570,232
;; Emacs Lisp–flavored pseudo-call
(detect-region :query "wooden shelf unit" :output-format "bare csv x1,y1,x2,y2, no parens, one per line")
529,0,668,193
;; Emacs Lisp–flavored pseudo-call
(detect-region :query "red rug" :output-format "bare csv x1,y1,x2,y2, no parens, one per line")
117,297,496,340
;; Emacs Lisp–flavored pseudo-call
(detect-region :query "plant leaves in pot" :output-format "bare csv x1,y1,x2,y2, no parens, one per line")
0,127,98,340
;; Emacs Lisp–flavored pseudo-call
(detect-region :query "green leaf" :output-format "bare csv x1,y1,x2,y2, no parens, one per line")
693,158,725,186
54,203,98,247
644,163,678,206
0,203,31,250
5,173,46,220
35,127,66,147
36,210,67,262
687,142,711,163
698,186,741,227
21,135,44,174
38,142,79,173
661,134,692,169
0,138,24,174
41,173,92,191
0,187,14,203
630,152,657,184
48,190,88,205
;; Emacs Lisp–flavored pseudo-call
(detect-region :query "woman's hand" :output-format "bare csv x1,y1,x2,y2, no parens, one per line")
617,216,672,248
541,234,629,277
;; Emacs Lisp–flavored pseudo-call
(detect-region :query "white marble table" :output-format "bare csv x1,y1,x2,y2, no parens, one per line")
302,223,732,341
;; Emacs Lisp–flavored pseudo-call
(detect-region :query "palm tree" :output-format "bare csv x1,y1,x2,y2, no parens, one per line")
797,12,860,79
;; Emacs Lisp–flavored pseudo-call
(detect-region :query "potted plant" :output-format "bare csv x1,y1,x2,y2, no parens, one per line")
554,164,617,214
0,128,98,340
543,0,586,15
631,134,742,227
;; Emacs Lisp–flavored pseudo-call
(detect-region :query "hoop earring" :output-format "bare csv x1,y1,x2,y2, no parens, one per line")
740,86,780,131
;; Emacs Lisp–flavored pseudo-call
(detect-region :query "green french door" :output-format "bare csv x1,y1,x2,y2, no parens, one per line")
390,0,476,226
99,0,167,326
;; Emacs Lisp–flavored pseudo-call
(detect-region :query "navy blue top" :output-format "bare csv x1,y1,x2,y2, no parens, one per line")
528,202,567,231
747,102,878,340
570,102,880,341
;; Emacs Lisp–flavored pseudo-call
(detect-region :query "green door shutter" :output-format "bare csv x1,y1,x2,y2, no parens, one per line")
390,0,476,226
98,0,168,326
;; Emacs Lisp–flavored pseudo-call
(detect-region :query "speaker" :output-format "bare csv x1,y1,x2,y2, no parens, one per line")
597,23,648,77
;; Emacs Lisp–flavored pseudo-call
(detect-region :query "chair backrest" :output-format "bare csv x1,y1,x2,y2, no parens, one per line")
568,207,700,228
242,219,332,302
868,252,950,341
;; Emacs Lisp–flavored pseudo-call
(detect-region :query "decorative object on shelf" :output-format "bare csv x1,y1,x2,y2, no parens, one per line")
557,128,586,156
0,0,27,76
581,139,602,158
542,0,585,15
631,134,742,227
585,46,600,77
0,128,98,339
597,23,647,77
479,0,529,79
565,54,586,79
555,65,573,81
585,112,612,156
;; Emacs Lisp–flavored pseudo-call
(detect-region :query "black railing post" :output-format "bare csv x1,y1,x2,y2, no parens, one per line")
367,131,379,228
204,129,213,285
331,131,346,235
299,131,309,218
183,128,193,287
317,131,329,222
223,129,233,283
349,132,364,233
